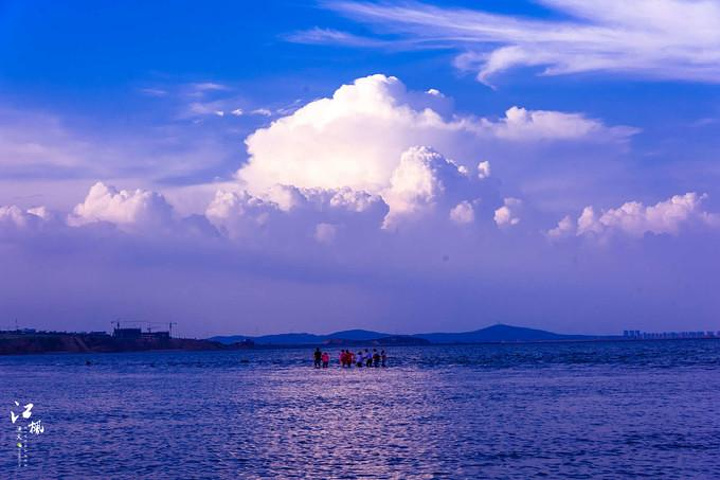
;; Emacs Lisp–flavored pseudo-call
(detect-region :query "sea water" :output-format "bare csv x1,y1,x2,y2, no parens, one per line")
1,340,720,479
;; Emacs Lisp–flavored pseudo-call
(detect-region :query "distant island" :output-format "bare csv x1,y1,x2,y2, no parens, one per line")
210,324,615,346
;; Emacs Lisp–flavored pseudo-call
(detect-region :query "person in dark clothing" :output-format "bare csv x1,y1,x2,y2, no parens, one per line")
313,347,322,368
372,349,380,368
364,348,372,368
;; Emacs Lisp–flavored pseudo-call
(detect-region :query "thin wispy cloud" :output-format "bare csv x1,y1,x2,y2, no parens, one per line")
188,82,231,95
139,88,169,97
319,0,720,84
285,27,394,47
145,81,278,121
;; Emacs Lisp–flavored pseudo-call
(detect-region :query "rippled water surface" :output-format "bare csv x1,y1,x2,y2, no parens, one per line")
2,340,720,479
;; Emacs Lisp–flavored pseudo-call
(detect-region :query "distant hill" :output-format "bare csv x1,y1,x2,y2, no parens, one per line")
210,324,605,346
324,335,429,346
414,324,593,344
254,333,325,345
326,329,389,341
209,335,255,344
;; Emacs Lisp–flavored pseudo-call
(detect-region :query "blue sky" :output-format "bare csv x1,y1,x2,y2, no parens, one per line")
2,0,720,336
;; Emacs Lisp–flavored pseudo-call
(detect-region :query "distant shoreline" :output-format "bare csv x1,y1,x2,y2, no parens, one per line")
211,324,720,347
0,331,252,356
238,336,718,349
1,330,717,356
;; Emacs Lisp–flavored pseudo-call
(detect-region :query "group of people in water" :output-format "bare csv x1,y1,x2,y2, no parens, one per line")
313,347,388,368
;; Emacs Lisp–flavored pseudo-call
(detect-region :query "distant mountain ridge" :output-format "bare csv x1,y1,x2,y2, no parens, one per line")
210,324,607,346
414,324,593,344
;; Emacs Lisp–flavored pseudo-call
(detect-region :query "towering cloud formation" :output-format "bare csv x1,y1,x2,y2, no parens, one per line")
382,146,471,228
239,74,448,194
236,74,633,230
240,75,631,191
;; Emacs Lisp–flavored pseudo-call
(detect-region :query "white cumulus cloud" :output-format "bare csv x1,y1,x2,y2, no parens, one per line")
449,200,475,225
477,161,491,179
68,182,175,232
548,192,720,240
205,190,279,239
546,215,575,240
0,205,52,231
494,197,522,227
483,107,637,141
239,75,632,195
235,74,632,230
382,146,469,228
205,186,388,241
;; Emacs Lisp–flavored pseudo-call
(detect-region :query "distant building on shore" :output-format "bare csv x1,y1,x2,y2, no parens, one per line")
112,327,170,340
623,330,719,340
112,327,143,339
